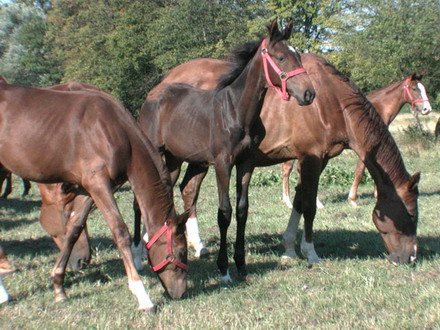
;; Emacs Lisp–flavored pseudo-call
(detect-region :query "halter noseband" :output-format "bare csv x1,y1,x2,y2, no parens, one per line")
145,223,188,272
403,78,429,114
261,39,307,100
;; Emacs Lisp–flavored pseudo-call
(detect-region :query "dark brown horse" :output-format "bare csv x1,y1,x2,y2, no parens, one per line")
0,81,188,311
144,52,420,275
138,21,315,281
282,73,432,208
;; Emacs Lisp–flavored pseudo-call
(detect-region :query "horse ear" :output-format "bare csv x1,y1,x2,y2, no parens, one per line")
282,21,294,40
408,171,421,191
268,19,280,41
410,72,417,80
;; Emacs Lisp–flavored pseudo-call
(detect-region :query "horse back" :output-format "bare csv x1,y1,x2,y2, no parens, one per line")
0,84,132,183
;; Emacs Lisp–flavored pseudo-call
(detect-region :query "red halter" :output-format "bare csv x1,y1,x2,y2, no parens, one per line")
403,78,429,113
145,223,188,272
261,39,307,100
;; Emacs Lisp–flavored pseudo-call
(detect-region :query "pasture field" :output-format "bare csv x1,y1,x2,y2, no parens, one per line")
0,121,439,328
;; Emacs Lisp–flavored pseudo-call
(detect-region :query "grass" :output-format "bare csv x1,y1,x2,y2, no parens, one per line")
0,129,439,328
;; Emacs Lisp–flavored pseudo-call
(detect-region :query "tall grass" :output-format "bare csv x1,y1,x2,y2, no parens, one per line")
0,131,439,328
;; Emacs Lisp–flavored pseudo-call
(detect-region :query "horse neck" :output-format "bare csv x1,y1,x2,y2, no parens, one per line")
345,101,411,199
367,80,406,125
127,129,175,232
222,54,266,131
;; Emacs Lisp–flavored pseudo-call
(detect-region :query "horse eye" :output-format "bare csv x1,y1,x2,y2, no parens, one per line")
278,56,285,62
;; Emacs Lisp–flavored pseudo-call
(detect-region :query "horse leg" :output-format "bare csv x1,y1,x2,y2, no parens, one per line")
180,164,209,258
214,159,233,282
0,171,12,199
281,161,294,208
298,156,323,264
234,161,254,278
0,275,8,304
132,197,145,270
50,196,94,302
21,179,31,197
348,158,365,207
84,177,155,311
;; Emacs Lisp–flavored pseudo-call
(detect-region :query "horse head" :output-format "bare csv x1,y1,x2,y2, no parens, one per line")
261,20,315,105
372,172,420,265
147,211,189,299
404,73,432,115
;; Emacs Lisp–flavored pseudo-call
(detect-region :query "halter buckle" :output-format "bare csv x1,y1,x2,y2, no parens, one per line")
279,72,287,80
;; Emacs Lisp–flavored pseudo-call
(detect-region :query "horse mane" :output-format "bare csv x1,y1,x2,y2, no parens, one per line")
318,58,411,186
216,37,264,90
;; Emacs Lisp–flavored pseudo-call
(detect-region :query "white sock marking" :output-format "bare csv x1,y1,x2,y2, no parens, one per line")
0,275,9,304
282,209,301,258
186,217,207,257
129,279,154,310
300,231,321,264
221,270,232,283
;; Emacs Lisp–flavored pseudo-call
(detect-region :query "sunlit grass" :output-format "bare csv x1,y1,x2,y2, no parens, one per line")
0,130,439,328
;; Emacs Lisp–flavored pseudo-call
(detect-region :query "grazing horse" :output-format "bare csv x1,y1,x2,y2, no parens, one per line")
144,53,420,272
282,73,432,208
0,82,188,311
138,21,315,281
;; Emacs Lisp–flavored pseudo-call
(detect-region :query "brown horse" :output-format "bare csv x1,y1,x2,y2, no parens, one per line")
0,81,188,311
138,21,315,281
282,73,432,208
144,52,420,275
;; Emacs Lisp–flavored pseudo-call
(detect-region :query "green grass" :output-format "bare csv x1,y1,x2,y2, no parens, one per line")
0,131,439,328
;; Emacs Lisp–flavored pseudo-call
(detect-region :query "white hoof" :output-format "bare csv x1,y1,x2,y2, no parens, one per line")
281,247,299,259
221,270,232,283
301,241,321,264
194,245,209,258
0,276,9,304
348,198,358,207
316,198,324,209
282,196,293,209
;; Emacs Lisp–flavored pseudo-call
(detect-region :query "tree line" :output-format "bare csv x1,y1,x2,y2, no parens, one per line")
1,0,439,115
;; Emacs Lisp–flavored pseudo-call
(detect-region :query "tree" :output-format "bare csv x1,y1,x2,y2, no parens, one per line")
331,0,440,101
0,2,62,86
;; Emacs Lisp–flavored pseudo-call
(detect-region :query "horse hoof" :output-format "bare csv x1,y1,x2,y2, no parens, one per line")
139,305,157,314
195,247,209,258
54,293,68,303
348,199,358,207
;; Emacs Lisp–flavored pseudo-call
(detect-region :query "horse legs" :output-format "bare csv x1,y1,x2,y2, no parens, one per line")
180,164,209,258
214,159,233,282
281,161,294,208
234,161,254,278
283,157,322,264
83,177,155,310
348,158,365,207
21,178,31,197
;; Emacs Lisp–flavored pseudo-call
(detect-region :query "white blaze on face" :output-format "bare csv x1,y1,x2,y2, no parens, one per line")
417,82,432,113
288,45,297,54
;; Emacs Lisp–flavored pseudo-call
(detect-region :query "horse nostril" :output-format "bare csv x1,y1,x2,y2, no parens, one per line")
304,89,315,105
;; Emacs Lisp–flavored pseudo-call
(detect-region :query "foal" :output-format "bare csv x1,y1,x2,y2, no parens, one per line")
139,21,315,281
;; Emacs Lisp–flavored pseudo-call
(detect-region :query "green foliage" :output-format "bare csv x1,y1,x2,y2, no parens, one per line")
250,169,282,187
321,163,373,187
399,122,436,150
331,0,440,98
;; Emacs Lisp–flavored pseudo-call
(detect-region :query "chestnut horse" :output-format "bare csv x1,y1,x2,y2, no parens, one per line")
138,21,315,281
282,73,431,208
0,82,188,311
142,53,420,276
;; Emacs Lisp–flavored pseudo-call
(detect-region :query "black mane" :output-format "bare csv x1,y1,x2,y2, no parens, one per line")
216,37,264,90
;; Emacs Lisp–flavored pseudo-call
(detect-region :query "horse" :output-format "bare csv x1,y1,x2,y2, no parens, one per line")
282,73,432,208
142,52,420,276
0,81,188,312
138,20,316,282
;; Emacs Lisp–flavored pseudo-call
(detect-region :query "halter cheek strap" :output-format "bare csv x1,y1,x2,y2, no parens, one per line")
145,223,188,272
261,39,307,101
403,78,429,113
